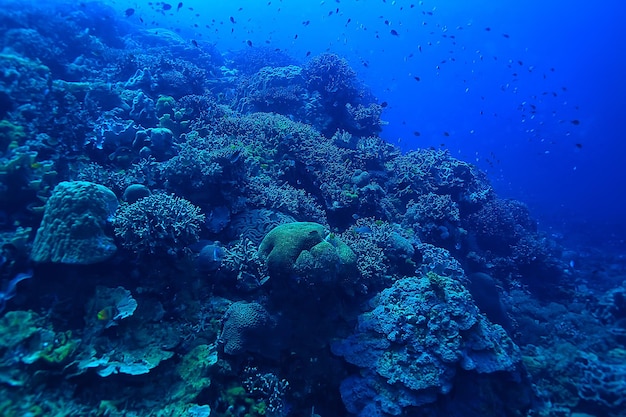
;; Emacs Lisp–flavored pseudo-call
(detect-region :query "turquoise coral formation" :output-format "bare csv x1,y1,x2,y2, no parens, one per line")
332,273,524,415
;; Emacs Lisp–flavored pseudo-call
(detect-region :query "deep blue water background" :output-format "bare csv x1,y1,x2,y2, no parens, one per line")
109,0,626,248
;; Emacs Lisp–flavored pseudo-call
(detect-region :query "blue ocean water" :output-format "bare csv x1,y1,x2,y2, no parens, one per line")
130,0,626,246
1,0,626,416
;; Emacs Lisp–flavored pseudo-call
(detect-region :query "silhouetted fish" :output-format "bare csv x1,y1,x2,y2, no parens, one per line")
125,8,135,17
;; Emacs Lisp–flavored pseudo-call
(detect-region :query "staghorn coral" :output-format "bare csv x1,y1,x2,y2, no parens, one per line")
466,198,536,254
304,53,358,104
113,192,204,256
385,148,493,212
345,102,386,136
236,65,306,115
403,193,463,249
247,176,327,224
74,157,162,195
220,238,270,291
161,131,248,200
340,218,418,289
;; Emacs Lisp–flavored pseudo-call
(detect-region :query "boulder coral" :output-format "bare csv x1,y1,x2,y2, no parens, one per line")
31,181,118,264
258,222,357,287
219,301,277,357
332,273,524,415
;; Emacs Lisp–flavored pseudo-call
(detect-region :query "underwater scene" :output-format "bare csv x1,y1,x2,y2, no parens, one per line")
0,0,625,416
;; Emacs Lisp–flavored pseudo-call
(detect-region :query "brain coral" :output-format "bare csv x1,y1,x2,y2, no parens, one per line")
31,181,118,264
219,301,277,357
258,222,357,288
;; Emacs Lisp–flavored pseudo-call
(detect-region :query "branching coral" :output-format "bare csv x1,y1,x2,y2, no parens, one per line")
113,193,204,256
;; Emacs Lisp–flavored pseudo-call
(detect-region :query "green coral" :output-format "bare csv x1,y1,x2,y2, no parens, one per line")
155,95,176,116
177,344,217,392
220,385,267,417
0,120,26,153
0,310,79,387
0,310,40,348
258,222,357,286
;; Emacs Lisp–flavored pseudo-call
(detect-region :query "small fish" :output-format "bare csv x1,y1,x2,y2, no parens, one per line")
177,2,183,11
390,29,399,36
162,3,172,11
443,131,450,136
413,131,421,136
414,76,420,81
306,51,311,57
502,33,510,38
124,8,135,17
302,20,310,26
97,306,116,321
246,39,253,46
380,101,388,108
570,119,580,125
191,39,198,47
230,16,236,23
575,143,583,148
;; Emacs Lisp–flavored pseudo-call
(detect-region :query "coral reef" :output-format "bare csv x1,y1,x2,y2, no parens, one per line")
0,3,615,417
